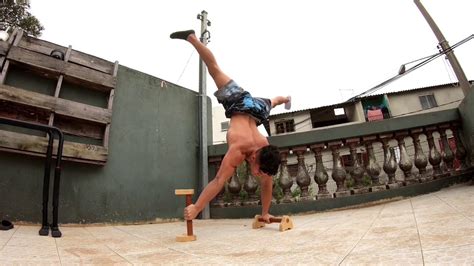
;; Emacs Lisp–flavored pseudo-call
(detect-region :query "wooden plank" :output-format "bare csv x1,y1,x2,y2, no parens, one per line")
0,129,108,163
175,189,195,195
63,62,115,91
0,84,112,124
69,49,114,75
7,46,64,76
7,28,19,45
54,115,104,139
7,46,115,91
49,45,72,126
0,60,10,84
0,100,51,124
12,29,23,46
0,41,9,56
17,36,66,57
103,89,115,148
18,36,115,75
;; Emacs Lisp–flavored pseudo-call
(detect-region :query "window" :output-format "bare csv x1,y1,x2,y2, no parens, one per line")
419,94,438,110
220,121,229,132
275,119,295,134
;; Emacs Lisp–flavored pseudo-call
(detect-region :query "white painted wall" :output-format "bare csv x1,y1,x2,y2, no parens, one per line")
212,105,229,144
388,86,464,118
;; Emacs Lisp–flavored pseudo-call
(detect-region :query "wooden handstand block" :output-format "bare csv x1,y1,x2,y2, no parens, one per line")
252,215,294,232
175,188,197,242
258,217,283,223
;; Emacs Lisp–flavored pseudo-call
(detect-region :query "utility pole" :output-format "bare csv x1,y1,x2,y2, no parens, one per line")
414,0,471,96
197,10,211,219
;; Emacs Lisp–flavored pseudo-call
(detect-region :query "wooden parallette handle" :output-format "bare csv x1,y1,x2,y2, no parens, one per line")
252,215,294,232
175,188,196,242
258,217,283,223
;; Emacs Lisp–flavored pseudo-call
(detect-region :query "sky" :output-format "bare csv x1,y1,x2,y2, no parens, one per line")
29,0,473,114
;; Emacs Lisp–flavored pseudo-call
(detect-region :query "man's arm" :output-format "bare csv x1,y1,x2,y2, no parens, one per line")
259,173,273,221
185,148,245,220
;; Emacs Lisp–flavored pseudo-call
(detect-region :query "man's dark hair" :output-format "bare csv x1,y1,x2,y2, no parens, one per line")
258,145,281,176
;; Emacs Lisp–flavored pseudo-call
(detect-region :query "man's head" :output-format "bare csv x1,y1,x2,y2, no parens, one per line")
257,145,281,176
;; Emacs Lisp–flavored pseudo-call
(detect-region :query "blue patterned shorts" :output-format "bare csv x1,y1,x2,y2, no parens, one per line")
214,80,271,125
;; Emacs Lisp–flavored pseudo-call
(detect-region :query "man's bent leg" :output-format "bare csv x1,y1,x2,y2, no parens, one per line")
171,30,231,90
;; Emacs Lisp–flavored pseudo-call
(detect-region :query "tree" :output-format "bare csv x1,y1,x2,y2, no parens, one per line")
0,0,44,37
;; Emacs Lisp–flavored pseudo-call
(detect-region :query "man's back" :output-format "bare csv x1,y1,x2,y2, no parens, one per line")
227,114,269,157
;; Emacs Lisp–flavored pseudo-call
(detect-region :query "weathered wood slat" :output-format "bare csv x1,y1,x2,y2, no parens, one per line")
8,46,115,91
0,84,112,124
69,50,114,75
54,115,104,140
0,129,108,163
63,61,115,92
17,36,66,57
0,42,9,56
18,37,114,75
8,45,64,76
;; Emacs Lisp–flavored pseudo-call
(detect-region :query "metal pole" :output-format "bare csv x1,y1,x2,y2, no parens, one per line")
414,0,471,96
197,10,211,219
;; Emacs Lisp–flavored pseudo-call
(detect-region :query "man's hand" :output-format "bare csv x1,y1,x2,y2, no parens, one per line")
260,213,274,224
184,204,199,220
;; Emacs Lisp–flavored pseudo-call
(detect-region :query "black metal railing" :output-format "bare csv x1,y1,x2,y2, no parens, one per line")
0,117,64,237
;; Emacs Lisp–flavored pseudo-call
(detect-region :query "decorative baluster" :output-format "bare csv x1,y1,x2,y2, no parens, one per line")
209,157,225,207
380,134,399,189
227,169,242,206
294,147,311,200
310,144,331,199
425,127,443,179
329,142,350,197
439,124,455,175
278,149,293,203
451,122,469,171
243,162,259,206
364,136,385,192
346,138,367,194
396,132,415,185
410,128,428,182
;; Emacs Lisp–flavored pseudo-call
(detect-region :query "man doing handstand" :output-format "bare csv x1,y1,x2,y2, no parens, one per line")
170,29,291,223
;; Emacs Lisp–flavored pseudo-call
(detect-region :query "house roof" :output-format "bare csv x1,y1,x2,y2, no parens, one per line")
269,80,473,119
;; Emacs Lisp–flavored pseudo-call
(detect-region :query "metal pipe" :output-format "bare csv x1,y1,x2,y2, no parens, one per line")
197,10,210,219
39,130,54,236
414,0,471,96
0,117,64,237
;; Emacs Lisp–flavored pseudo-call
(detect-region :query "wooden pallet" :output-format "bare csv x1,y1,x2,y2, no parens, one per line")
0,29,118,165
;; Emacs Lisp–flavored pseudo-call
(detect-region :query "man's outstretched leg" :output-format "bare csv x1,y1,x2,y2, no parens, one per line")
171,30,231,90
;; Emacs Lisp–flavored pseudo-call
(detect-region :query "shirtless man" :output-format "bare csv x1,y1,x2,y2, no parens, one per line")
170,30,291,223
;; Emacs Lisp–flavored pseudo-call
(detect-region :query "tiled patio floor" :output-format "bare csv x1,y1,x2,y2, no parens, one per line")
1,183,473,265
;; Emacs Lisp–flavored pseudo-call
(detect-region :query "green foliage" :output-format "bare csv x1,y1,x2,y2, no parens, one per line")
291,187,301,198
272,178,283,202
346,177,355,188
362,175,372,186
1,0,44,37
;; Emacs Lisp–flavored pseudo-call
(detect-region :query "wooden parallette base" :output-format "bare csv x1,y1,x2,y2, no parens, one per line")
252,215,294,232
176,234,197,242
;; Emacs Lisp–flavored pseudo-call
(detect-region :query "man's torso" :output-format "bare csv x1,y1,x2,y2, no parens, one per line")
226,114,268,157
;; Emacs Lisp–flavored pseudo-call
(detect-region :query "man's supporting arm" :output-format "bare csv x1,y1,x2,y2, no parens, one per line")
193,149,244,213
260,174,273,216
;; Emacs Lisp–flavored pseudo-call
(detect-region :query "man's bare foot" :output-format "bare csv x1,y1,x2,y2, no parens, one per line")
184,204,199,220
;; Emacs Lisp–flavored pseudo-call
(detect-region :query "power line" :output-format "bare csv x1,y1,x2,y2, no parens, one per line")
176,50,195,83
346,34,474,102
